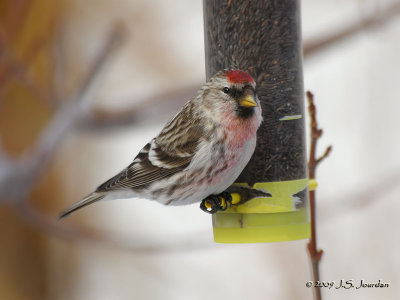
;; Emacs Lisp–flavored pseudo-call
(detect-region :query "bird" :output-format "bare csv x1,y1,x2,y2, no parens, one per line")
59,69,262,218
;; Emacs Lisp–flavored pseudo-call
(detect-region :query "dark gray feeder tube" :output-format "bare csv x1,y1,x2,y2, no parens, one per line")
204,0,310,243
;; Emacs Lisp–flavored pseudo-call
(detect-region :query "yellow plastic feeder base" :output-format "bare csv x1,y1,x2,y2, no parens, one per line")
213,210,310,243
212,178,312,243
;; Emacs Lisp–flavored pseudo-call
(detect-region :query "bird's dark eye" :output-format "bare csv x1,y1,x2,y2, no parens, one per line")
223,87,230,94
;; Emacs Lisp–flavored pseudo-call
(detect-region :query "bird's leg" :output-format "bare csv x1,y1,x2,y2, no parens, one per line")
200,192,232,214
225,185,271,205
200,187,271,214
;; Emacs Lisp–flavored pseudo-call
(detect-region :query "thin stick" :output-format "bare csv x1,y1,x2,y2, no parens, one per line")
303,1,400,57
0,24,219,254
0,24,124,202
306,91,332,300
78,2,400,129
84,84,199,128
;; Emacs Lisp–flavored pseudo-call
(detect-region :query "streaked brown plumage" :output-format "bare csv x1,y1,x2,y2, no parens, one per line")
59,69,262,218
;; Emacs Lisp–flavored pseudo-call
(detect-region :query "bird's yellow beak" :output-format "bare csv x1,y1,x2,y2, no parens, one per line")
239,95,258,107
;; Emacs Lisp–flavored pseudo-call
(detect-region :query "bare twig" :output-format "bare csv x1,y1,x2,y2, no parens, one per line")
0,33,51,104
322,169,400,220
82,84,199,129
0,24,219,254
80,1,400,130
15,199,216,254
50,21,68,106
306,91,332,300
37,0,400,131
0,24,124,203
2,0,32,40
303,1,400,57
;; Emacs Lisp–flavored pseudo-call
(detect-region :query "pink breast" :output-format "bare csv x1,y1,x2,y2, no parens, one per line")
224,118,258,149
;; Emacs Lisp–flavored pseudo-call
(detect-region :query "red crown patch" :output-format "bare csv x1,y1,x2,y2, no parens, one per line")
226,70,254,84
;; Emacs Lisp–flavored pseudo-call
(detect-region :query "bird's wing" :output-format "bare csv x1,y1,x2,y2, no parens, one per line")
96,103,204,192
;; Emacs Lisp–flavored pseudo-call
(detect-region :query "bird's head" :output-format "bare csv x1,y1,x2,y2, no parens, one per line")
201,69,260,121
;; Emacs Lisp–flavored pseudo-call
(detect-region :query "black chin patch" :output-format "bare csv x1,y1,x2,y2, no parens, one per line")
236,106,255,119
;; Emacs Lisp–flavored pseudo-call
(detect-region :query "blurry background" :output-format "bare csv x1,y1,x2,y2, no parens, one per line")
0,0,399,299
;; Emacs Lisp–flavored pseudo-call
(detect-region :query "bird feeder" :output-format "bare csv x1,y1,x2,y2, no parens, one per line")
203,0,310,243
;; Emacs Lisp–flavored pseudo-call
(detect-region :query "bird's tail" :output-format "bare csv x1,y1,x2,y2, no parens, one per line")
59,193,105,219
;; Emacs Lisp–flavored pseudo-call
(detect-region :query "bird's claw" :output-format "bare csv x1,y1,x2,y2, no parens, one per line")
219,192,232,211
200,195,220,214
200,192,233,214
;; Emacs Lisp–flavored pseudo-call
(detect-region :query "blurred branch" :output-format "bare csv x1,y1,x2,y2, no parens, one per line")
0,24,124,202
1,1,396,256
322,169,400,220
2,0,32,39
0,2,61,106
0,28,51,104
15,199,216,254
0,23,217,254
303,1,400,57
81,84,198,129
306,91,332,300
82,2,400,129
50,21,68,106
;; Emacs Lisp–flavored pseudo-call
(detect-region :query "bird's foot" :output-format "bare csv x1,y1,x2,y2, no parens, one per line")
200,192,233,214
219,192,233,211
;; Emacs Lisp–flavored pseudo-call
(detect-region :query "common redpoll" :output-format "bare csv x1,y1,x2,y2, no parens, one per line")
59,69,262,218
